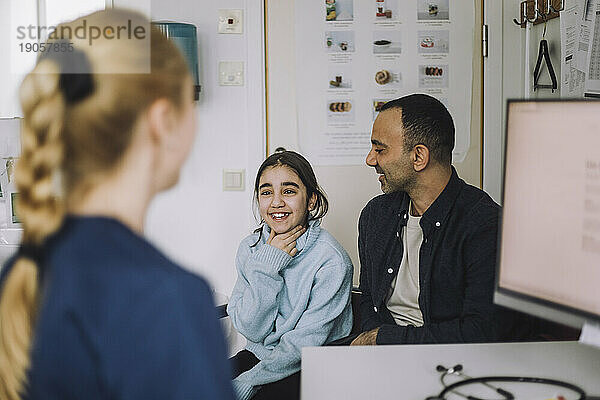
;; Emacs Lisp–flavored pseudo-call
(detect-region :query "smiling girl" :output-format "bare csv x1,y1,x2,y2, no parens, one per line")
227,150,353,400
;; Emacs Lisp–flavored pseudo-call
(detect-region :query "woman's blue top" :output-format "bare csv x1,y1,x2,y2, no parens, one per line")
0,216,234,400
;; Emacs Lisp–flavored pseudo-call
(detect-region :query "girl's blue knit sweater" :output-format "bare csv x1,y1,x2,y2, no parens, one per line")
227,220,353,400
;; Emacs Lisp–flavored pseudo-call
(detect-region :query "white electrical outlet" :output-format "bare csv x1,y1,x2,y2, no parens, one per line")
219,61,244,86
218,9,243,34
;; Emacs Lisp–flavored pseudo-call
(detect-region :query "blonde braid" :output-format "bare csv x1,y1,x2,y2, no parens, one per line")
0,60,66,400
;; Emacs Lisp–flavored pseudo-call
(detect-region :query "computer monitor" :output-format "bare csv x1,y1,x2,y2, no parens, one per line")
495,100,600,329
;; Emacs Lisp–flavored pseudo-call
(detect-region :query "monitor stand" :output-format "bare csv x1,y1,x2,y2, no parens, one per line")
580,322,600,349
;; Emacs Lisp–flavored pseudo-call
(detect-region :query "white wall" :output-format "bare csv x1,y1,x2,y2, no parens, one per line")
0,0,38,118
113,0,267,297
484,0,562,203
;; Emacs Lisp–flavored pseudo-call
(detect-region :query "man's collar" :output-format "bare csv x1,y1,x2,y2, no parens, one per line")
421,166,463,233
397,166,464,235
396,193,411,229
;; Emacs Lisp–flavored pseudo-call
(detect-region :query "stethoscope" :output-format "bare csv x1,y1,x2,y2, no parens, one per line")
425,364,588,400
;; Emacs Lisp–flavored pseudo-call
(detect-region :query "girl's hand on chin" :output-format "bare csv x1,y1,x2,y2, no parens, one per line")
267,225,307,257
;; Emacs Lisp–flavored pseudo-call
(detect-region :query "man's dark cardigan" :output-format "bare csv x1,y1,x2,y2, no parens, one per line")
358,168,502,344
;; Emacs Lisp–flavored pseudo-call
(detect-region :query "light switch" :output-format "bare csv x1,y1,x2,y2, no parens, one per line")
218,9,243,34
223,169,245,191
219,61,244,86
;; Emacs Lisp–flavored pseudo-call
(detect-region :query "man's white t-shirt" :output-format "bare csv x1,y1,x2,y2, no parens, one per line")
385,202,424,327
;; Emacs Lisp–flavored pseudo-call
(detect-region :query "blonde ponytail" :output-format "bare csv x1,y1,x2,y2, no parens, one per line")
0,259,39,400
0,60,66,400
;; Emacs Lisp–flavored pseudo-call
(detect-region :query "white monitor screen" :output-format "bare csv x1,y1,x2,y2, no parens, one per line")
497,100,600,327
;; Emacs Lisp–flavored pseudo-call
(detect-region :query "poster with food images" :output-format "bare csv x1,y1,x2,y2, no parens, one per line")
296,0,474,165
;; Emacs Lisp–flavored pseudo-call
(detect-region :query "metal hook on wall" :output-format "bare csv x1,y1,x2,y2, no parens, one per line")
514,0,564,28
531,0,543,22
535,0,554,24
548,0,565,13
514,1,537,26
513,1,527,26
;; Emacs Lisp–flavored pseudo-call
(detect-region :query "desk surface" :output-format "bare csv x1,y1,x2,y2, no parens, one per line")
302,341,600,400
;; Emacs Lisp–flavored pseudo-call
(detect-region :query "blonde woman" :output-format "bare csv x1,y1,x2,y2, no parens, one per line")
0,9,234,400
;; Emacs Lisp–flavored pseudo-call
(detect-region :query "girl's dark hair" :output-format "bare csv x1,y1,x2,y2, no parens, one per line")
251,148,329,245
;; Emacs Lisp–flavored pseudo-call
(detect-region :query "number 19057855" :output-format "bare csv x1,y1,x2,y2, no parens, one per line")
19,42,73,53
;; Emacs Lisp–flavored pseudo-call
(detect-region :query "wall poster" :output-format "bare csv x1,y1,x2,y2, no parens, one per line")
296,0,475,165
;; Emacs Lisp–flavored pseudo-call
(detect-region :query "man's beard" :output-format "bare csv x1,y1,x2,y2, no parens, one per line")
380,169,417,194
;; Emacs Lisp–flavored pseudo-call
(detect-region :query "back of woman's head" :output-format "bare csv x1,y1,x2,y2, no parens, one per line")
253,149,329,223
0,9,190,399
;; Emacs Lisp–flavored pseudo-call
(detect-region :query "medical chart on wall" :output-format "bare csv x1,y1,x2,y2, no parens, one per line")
560,0,587,97
559,0,600,98
295,0,475,166
583,0,600,97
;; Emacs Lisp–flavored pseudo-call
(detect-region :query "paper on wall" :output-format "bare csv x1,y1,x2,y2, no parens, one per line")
583,0,600,96
294,0,474,166
575,0,597,70
560,0,586,97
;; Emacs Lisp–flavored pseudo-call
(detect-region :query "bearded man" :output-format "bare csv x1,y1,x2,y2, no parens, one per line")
352,94,501,346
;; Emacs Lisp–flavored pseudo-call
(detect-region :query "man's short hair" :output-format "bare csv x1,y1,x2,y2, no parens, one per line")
380,94,455,165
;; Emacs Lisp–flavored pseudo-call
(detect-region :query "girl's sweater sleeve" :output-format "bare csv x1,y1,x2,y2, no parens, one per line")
232,260,353,400
227,239,292,343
